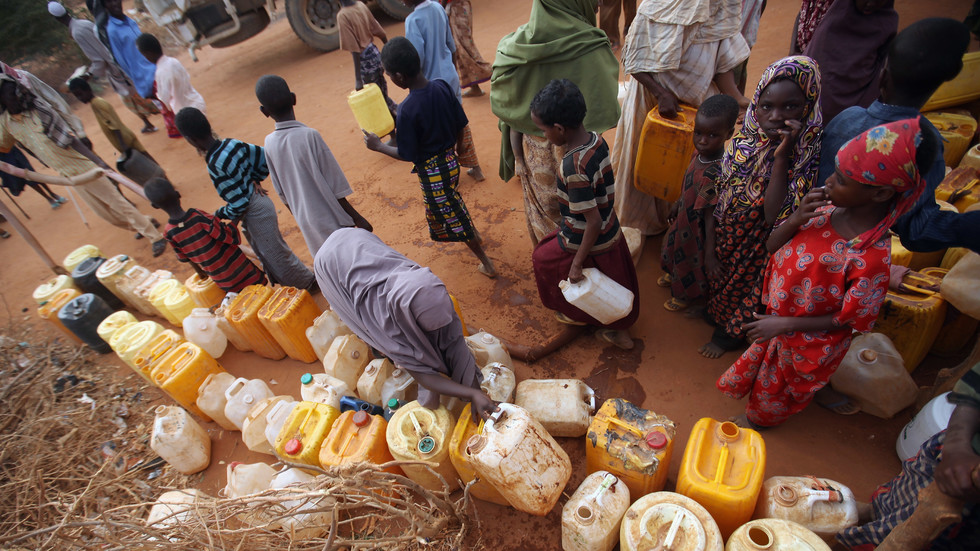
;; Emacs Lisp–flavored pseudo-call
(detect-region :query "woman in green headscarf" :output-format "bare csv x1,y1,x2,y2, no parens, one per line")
491,0,621,245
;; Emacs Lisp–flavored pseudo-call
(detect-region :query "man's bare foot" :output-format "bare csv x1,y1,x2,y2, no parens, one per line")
698,341,726,359
462,85,484,98
477,261,497,279
596,329,634,350
467,166,486,182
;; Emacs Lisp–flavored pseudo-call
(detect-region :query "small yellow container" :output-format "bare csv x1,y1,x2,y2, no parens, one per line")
63,244,102,272
97,310,138,343
149,279,183,326
935,167,980,212
37,288,83,343
185,273,226,309
923,111,977,167
449,294,469,337
33,275,78,305
586,398,676,502
633,103,697,203
274,401,340,468
448,404,509,505
876,271,947,372
132,329,184,383
135,270,174,317
226,285,285,360
920,267,979,356
319,410,401,474
95,255,133,303
942,246,970,270
386,400,459,492
152,341,226,421
111,320,165,372
164,286,196,327
258,286,322,363
676,418,767,539
348,83,394,137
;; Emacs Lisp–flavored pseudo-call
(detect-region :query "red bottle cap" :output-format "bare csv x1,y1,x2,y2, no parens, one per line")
284,438,302,455
645,431,668,449
353,410,370,427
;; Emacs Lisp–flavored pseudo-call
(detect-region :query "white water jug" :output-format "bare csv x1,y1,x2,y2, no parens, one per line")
183,308,228,358
480,362,516,403
380,368,418,406
150,405,211,474
830,333,915,419
223,461,277,527
265,399,299,451
515,379,595,437
896,392,956,460
755,476,859,541
196,372,238,430
559,267,634,325
465,331,512,368
300,372,349,410
224,377,274,430
242,395,294,455
358,358,395,405
145,489,212,529
562,471,631,551
269,468,332,539
305,309,353,362
322,334,372,390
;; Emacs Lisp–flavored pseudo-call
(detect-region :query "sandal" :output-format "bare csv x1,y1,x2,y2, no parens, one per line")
663,297,689,312
555,312,586,326
815,388,861,415
657,273,672,287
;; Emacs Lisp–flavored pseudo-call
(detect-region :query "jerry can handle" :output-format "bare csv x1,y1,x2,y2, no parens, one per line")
587,472,618,507
583,384,596,413
224,377,247,400
947,176,977,204
484,402,517,433
898,273,941,297
640,506,696,548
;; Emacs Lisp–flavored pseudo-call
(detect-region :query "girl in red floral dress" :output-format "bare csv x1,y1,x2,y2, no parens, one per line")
717,118,936,429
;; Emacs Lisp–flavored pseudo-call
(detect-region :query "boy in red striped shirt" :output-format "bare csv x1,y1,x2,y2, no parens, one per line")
144,177,266,292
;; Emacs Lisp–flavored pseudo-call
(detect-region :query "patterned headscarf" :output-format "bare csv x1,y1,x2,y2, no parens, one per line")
714,56,823,223
835,118,927,249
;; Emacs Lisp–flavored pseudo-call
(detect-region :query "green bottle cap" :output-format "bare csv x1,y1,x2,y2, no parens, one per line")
387,398,400,409
300,373,313,385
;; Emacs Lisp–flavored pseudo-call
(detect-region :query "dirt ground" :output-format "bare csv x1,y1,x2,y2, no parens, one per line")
1,0,975,548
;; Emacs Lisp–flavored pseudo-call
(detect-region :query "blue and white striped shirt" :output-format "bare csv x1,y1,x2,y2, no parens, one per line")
205,138,268,221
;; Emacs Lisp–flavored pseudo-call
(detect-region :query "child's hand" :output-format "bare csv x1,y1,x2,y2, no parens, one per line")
774,119,802,158
363,129,383,151
704,248,723,280
744,313,792,343
789,188,830,226
469,390,499,423
568,263,585,284
667,202,680,223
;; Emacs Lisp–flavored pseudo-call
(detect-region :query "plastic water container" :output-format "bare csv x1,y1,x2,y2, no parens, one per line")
95,254,132,304
274,401,340,468
63,244,101,272
150,405,211,474
149,279,184,326
225,377,275,430
300,372,350,410
111,320,164,371
33,274,78,305
633,103,697,202
448,403,509,505
562,471,631,551
322,334,372,390
830,333,916,419
623,226,644,265
183,308,228,359
269,467,331,539
132,329,183,383
922,51,980,111
465,403,571,516
145,489,212,529
135,269,174,313
184,273,225,309
941,251,980,319
72,258,124,310
319,410,400,474
727,518,831,550
153,342,226,421
242,395,294,455
380,368,419,405
37,288,83,343
59,293,115,353
305,309,353,362
465,331,512,368
754,476,859,542
386,400,459,492
196,372,238,430
116,265,157,316
259,286,322,363
677,418,767,538
348,83,394,137
961,143,980,171
214,302,252,352
339,396,384,416
480,362,516,403
514,379,595,437
265,399,299,451
223,461,277,527
559,267,635,325
163,285,196,326
226,285,285,360
620,491,724,551
358,358,395,405
96,310,137,343
896,392,956,460
587,398,676,501
876,270,947,372
923,111,977,167
935,166,979,212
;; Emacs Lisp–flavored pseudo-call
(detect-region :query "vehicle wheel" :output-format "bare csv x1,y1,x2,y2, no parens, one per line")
209,8,270,48
376,0,411,20
286,0,341,52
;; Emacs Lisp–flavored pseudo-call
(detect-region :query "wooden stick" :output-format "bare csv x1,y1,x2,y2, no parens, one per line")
1,185,29,219
0,196,67,275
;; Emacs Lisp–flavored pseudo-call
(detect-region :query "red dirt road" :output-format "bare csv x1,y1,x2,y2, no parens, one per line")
1,0,973,548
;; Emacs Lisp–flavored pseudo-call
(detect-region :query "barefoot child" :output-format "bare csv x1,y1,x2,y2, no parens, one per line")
659,94,739,313
529,79,639,350
363,37,496,278
700,56,823,359
717,118,935,429
337,0,397,118
144,177,267,292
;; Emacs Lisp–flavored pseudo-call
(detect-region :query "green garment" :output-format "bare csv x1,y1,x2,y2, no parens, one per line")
490,0,621,181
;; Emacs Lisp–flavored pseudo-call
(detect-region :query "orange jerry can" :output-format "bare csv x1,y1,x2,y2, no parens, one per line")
37,288,83,343
919,267,979,356
676,418,766,539
151,341,227,421
225,285,285,360
586,398,676,501
923,111,977,167
185,273,226,309
275,401,340,469
258,286,322,363
875,270,947,372
448,404,509,505
935,166,980,212
133,329,184,384
319,410,401,475
633,103,697,203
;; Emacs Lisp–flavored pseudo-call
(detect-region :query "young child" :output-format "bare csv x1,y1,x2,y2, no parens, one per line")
403,0,484,181
135,33,206,126
144,177,267,292
337,0,397,118
717,118,935,429
174,107,317,291
700,56,823,359
255,74,373,258
659,94,739,313
363,37,496,278
68,78,157,164
529,79,639,350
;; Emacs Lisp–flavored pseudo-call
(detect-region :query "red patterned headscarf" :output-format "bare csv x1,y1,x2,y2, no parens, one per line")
835,117,927,249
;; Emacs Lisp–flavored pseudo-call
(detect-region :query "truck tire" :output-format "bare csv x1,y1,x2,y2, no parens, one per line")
376,0,411,20
286,0,341,52
209,9,270,48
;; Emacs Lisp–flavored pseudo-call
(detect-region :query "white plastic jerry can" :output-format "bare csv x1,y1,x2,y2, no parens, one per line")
754,476,859,542
465,331,513,368
196,372,238,431
515,379,596,437
300,372,350,411
305,309,353,362
357,357,395,405
224,377,274,430
562,471,631,551
559,267,634,325
182,308,228,359
150,405,211,475
322,334,371,391
480,362,516,403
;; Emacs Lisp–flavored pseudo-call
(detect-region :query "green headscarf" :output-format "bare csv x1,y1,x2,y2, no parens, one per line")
490,0,621,181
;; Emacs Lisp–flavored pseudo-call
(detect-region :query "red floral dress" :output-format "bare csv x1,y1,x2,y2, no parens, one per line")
716,208,890,427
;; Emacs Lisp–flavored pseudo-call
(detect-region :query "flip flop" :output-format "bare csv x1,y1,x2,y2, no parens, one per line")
816,396,861,416
663,297,689,312
657,274,672,287
555,312,586,326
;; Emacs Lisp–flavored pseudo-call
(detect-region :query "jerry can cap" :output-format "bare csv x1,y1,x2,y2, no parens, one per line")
418,436,436,454
353,410,370,426
645,431,668,449
301,373,313,385
284,438,303,455
387,398,400,409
